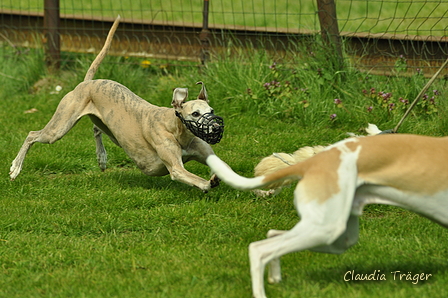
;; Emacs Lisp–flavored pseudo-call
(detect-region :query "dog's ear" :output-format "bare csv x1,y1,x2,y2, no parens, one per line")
196,81,209,103
171,88,188,109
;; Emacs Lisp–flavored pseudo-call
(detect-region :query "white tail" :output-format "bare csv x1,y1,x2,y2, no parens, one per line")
206,155,266,190
207,155,300,191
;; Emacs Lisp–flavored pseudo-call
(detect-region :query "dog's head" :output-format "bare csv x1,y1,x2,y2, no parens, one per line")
172,82,224,145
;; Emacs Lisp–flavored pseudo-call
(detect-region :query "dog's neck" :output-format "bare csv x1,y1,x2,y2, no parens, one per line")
174,111,196,141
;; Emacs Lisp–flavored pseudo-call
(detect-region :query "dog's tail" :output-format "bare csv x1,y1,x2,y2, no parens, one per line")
83,15,121,81
206,155,303,191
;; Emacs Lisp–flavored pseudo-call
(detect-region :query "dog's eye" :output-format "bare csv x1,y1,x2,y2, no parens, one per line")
210,109,214,114
192,112,201,117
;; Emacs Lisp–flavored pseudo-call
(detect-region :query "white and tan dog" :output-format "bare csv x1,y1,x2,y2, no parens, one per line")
10,16,223,192
207,133,448,298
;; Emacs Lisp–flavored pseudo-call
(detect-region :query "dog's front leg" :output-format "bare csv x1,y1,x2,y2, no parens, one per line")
208,173,220,188
182,138,222,189
157,143,214,192
170,163,213,192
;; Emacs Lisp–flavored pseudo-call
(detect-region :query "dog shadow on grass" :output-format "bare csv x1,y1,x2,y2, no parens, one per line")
103,166,223,196
101,168,180,190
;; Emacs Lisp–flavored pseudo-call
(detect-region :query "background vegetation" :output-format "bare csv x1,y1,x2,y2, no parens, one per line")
3,0,447,35
1,38,448,297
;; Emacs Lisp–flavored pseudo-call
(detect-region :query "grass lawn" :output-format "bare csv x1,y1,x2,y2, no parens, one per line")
1,42,448,297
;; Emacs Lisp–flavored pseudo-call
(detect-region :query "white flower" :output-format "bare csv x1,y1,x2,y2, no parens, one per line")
50,85,63,94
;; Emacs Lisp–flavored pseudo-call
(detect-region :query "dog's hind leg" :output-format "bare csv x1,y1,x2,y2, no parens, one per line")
265,214,359,285
250,219,348,298
93,125,108,171
266,229,287,284
10,130,42,180
10,92,87,180
250,150,360,298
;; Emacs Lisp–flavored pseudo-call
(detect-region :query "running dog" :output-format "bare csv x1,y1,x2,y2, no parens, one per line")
206,132,448,298
10,16,224,193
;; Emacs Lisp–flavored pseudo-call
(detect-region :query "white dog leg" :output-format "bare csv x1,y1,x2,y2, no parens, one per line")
250,221,344,298
266,229,287,284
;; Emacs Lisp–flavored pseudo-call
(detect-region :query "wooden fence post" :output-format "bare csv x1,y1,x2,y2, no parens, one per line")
200,0,210,65
44,0,60,70
316,0,343,67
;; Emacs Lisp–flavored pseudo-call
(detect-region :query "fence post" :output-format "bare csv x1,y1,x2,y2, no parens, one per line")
44,0,60,70
316,0,343,67
200,0,210,65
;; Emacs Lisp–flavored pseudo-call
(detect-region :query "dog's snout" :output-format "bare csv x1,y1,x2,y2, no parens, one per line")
175,111,224,144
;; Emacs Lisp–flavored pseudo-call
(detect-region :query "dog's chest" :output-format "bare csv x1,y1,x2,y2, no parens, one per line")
181,149,195,162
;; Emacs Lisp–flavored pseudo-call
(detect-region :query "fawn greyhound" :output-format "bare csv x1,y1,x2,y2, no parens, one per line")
10,16,224,192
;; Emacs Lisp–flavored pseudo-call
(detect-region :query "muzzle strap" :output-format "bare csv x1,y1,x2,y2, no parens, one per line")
175,111,224,144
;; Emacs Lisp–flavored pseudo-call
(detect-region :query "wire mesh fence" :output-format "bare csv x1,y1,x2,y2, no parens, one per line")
1,0,447,76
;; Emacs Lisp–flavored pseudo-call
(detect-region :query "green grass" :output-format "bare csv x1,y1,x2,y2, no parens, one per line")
1,43,448,298
3,0,447,35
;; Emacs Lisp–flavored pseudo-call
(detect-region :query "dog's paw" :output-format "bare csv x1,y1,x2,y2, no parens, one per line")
9,161,21,181
209,174,220,188
252,188,282,198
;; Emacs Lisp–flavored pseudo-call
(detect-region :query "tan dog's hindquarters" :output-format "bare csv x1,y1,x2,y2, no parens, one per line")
10,16,223,192
253,145,325,196
9,16,121,181
253,123,382,197
207,134,448,298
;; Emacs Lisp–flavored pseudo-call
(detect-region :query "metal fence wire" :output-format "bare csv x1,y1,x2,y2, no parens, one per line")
1,0,447,76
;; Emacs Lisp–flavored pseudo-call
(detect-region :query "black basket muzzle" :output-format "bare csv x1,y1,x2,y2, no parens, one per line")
176,111,224,144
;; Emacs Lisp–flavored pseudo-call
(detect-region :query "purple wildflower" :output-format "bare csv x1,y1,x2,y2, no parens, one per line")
334,98,342,105
399,97,409,104
430,97,436,105
382,92,392,100
270,80,280,88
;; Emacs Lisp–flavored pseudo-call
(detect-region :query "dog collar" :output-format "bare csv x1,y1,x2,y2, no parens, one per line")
175,111,224,144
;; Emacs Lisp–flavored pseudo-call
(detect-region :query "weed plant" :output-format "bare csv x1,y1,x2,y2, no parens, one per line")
1,43,448,298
